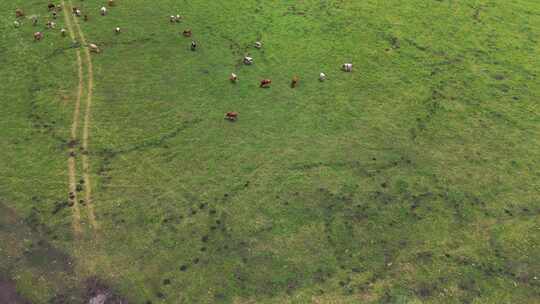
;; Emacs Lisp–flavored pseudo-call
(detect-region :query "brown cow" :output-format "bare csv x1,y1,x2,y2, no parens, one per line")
15,8,25,18
33,32,44,41
260,79,272,88
83,14,89,21
108,0,116,7
48,3,56,11
224,112,238,122
291,76,299,88
183,29,192,37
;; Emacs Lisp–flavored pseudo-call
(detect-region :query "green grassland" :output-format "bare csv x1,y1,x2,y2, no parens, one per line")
1,0,539,303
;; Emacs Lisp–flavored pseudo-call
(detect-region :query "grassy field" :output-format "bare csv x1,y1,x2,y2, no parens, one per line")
1,0,539,303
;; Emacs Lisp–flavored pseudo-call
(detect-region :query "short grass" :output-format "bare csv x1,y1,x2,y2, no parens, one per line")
0,0,539,303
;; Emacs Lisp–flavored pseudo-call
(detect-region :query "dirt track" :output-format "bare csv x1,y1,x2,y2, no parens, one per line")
70,0,99,232
62,0,98,234
61,0,83,236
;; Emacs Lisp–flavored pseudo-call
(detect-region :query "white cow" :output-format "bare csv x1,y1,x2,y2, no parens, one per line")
100,6,107,16
115,27,121,34
14,20,21,28
319,72,327,81
33,31,44,41
342,63,353,72
243,56,253,65
254,41,262,49
89,43,100,53
61,28,67,36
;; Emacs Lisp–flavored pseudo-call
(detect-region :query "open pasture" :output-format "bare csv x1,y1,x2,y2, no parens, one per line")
0,0,539,303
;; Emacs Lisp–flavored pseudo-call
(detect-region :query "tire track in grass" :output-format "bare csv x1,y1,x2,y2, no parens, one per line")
69,0,99,231
61,0,83,236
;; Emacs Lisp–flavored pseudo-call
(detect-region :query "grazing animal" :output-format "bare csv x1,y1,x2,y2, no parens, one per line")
170,15,176,23
254,41,262,49
89,43,100,53
31,16,38,26
108,0,115,7
291,76,299,88
61,28,67,37
48,3,56,11
319,72,327,81
260,79,272,88
15,8,24,18
14,21,21,28
83,14,89,21
34,32,44,41
115,27,121,34
342,63,353,72
46,21,56,29
52,11,58,19
243,56,253,65
229,73,238,82
74,9,82,17
100,7,107,16
175,14,182,22
183,29,192,37
190,41,197,51
224,112,238,122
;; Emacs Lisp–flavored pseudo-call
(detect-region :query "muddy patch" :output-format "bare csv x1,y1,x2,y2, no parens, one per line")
0,278,29,304
85,277,127,304
1,202,129,302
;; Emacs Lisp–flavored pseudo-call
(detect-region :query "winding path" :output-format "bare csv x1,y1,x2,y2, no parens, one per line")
62,0,83,236
62,0,98,236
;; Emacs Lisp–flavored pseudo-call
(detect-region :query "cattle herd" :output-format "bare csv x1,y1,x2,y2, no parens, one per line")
15,1,354,122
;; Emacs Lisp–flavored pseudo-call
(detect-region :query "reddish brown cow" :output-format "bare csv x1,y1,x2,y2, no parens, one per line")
15,8,24,18
260,79,272,88
291,76,299,88
108,0,116,7
183,29,192,37
225,112,238,122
